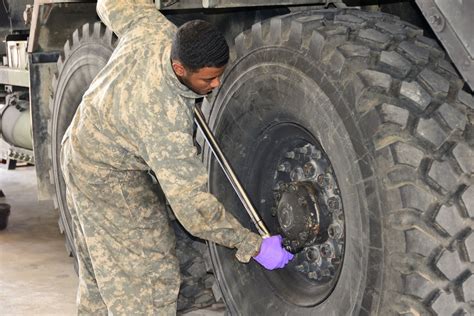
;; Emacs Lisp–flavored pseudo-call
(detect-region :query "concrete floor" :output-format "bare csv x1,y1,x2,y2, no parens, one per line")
0,166,77,315
0,164,225,316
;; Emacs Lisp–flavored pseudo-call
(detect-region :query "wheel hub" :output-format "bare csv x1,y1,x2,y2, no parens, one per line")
213,122,346,306
271,143,345,284
276,182,330,252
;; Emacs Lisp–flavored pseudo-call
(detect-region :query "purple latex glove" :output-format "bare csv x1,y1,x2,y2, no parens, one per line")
253,235,294,270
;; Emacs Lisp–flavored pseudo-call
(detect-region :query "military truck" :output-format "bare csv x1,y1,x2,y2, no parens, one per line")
1,0,473,314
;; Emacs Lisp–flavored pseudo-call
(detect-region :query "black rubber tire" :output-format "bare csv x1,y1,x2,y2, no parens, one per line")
206,9,474,315
49,22,217,312
50,22,116,261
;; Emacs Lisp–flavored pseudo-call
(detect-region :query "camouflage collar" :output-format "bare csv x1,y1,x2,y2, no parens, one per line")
162,45,202,99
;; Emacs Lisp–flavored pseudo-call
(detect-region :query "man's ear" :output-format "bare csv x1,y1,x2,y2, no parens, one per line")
172,61,186,77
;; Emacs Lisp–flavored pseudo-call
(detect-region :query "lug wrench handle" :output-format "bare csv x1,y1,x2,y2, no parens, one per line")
194,106,271,238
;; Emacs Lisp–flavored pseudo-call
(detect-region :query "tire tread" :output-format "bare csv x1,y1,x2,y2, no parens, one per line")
228,8,474,314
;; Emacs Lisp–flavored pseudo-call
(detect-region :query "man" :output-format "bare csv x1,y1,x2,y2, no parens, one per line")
60,0,293,314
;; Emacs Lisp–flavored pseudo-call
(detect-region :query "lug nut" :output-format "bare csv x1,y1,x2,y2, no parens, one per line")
320,243,333,258
337,212,344,221
328,224,342,239
273,192,281,201
325,173,333,189
297,147,308,154
327,196,340,210
278,162,290,172
295,265,304,272
290,167,304,181
311,150,322,159
316,174,326,186
308,271,318,280
305,247,320,262
295,263,309,273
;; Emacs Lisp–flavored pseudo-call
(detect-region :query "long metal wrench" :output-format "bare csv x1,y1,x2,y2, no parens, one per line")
193,106,271,238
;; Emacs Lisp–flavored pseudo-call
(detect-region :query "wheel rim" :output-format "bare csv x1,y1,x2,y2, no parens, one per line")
241,121,346,306
208,45,369,314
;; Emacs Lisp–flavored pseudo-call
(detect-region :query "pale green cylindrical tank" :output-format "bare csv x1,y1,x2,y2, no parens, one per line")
0,98,33,150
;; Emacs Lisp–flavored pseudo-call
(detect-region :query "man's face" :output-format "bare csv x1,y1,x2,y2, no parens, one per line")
173,62,226,95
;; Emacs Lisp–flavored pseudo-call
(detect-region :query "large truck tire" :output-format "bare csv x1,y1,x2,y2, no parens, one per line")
50,22,117,261
206,9,473,315
49,22,216,312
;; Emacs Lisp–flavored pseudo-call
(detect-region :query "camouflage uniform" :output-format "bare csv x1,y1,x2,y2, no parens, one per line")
60,0,262,314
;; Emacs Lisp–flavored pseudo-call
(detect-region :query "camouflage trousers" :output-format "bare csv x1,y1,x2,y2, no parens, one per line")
61,140,181,315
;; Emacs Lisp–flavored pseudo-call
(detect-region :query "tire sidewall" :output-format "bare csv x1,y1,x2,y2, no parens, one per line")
50,23,116,258
208,47,382,314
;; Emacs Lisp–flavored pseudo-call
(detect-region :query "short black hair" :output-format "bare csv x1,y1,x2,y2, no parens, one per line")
171,20,229,72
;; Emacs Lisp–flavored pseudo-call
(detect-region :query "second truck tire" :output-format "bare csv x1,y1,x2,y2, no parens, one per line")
50,22,117,261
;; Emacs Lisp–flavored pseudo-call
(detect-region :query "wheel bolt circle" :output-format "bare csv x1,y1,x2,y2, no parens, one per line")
271,141,344,288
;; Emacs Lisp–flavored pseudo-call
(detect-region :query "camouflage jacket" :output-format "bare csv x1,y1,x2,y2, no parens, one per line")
63,0,262,262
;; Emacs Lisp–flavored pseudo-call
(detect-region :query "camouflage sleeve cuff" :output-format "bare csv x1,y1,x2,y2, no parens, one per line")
235,231,263,263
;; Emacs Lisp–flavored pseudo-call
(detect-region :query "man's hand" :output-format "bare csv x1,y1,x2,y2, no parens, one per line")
253,235,294,270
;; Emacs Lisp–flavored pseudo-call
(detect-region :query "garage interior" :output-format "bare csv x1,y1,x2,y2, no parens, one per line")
1,1,473,315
